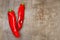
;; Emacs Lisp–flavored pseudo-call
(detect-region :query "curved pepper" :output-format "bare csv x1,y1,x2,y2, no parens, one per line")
18,3,25,30
8,9,20,38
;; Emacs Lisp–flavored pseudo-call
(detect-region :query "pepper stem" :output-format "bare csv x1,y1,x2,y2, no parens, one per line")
21,0,25,5
8,8,12,12
21,2,24,5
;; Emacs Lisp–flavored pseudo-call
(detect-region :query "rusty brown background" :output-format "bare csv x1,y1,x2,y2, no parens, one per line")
0,0,60,40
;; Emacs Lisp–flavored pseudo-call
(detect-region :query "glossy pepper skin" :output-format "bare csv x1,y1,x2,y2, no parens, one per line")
8,9,20,38
18,3,25,30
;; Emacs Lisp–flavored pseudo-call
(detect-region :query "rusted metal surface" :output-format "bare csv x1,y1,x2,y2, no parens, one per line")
1,0,60,40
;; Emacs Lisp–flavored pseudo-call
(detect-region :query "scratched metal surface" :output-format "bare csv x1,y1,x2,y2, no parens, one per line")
1,0,60,40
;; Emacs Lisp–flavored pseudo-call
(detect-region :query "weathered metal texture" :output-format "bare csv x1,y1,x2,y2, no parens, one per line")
1,0,60,40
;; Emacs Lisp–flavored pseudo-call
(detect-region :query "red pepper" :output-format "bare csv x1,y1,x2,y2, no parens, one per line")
18,3,25,30
8,9,20,38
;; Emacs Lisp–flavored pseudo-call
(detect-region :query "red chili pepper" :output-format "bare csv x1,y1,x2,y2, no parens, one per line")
18,3,25,30
8,9,20,38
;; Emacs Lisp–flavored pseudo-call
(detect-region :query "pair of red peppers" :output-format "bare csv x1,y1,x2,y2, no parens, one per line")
8,3,25,38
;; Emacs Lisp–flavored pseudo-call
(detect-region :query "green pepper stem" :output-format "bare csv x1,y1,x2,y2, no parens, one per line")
8,8,12,12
